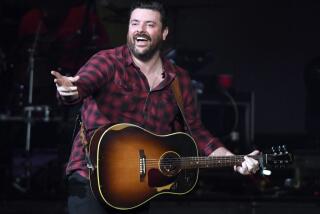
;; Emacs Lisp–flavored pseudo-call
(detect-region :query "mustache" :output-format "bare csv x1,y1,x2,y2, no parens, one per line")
133,32,151,41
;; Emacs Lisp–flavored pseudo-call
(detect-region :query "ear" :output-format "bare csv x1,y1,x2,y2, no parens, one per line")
162,27,169,40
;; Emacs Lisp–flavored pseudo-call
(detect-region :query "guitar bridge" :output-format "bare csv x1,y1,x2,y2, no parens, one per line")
139,150,146,181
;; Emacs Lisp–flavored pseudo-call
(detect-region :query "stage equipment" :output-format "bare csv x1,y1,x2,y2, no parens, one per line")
199,90,255,153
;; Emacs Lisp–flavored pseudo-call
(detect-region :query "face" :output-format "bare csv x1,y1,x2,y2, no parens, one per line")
127,8,168,61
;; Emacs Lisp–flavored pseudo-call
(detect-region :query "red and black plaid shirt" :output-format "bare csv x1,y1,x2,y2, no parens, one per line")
63,45,223,178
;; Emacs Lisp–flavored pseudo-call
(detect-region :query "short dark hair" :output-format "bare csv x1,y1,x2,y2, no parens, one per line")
129,0,168,29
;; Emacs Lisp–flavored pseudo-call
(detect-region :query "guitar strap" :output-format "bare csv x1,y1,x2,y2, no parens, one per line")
171,77,192,136
79,122,94,170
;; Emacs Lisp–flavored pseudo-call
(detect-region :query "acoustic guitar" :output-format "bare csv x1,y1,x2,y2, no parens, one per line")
88,123,293,210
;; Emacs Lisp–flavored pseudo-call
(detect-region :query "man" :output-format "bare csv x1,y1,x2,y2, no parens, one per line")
51,1,259,214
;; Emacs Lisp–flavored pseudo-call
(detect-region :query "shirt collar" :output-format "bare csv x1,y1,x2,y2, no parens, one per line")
122,45,134,67
122,44,177,81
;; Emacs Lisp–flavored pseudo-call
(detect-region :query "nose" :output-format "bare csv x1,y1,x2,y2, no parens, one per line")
137,23,147,32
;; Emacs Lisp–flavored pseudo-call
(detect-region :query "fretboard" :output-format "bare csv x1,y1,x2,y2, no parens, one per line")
181,155,261,169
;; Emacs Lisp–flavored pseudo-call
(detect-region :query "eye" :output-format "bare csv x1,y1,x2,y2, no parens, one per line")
147,22,156,28
130,21,139,26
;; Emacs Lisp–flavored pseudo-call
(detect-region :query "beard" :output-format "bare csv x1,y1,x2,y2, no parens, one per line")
127,32,163,62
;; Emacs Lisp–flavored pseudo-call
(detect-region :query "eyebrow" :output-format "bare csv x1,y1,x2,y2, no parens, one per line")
130,19,157,24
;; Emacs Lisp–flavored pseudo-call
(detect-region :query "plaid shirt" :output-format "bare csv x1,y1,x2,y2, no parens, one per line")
64,45,223,178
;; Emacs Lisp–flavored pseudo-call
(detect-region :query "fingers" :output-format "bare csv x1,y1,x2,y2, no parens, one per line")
69,75,80,82
51,70,66,86
57,85,79,96
234,151,260,175
51,70,79,87
51,70,62,79
244,156,259,173
234,162,249,175
51,70,80,98
248,150,260,156
56,84,79,100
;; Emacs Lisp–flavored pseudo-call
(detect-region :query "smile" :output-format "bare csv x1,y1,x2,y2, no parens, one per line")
136,37,149,42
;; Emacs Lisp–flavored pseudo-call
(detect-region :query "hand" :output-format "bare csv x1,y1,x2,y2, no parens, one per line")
51,70,80,98
234,150,260,175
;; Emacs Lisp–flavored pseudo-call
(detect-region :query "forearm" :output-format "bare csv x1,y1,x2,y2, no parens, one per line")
209,146,234,157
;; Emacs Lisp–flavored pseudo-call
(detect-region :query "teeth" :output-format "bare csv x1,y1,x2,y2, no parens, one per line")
136,37,148,41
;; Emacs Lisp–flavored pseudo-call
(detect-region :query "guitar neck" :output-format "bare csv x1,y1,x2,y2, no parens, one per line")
181,155,262,169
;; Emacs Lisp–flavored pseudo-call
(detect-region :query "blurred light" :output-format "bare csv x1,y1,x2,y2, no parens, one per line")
262,169,272,176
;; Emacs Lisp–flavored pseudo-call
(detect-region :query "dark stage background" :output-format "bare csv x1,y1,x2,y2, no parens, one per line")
0,0,320,213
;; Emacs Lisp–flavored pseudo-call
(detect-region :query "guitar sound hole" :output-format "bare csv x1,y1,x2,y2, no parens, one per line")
159,152,181,177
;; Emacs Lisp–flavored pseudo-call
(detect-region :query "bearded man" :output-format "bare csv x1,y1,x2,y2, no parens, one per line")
51,1,259,214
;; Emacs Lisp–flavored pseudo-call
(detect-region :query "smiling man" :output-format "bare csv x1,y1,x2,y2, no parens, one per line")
51,1,259,214
127,7,168,62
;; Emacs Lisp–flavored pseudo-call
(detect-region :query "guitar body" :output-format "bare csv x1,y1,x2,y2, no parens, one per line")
89,123,199,210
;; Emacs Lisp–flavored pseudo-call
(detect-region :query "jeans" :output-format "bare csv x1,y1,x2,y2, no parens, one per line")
67,172,150,214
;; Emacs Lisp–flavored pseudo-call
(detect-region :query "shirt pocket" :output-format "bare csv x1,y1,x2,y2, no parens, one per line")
111,80,144,113
153,90,178,122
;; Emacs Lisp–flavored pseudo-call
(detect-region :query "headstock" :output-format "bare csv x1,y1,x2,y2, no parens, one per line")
263,145,294,168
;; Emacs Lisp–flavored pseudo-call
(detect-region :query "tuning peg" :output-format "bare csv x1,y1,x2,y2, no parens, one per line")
272,146,276,154
282,145,288,153
278,145,284,155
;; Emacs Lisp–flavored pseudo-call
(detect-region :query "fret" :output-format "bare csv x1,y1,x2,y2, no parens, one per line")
180,155,261,169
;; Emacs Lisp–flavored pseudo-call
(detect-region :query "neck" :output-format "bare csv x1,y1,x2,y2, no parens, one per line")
180,155,262,169
132,51,162,74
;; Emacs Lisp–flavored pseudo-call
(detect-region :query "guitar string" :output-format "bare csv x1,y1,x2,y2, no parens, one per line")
122,155,261,167
132,155,270,168
96,155,265,168
140,155,259,163
143,159,246,165
144,159,245,164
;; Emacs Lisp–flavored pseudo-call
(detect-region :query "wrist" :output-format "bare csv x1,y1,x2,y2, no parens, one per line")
210,147,234,156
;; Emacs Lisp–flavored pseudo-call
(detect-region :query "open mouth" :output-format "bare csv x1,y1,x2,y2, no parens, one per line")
136,36,149,42
134,33,151,43
134,36,151,47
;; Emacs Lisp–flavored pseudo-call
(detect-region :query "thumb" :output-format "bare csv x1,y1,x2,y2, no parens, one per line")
67,75,80,83
248,150,260,156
